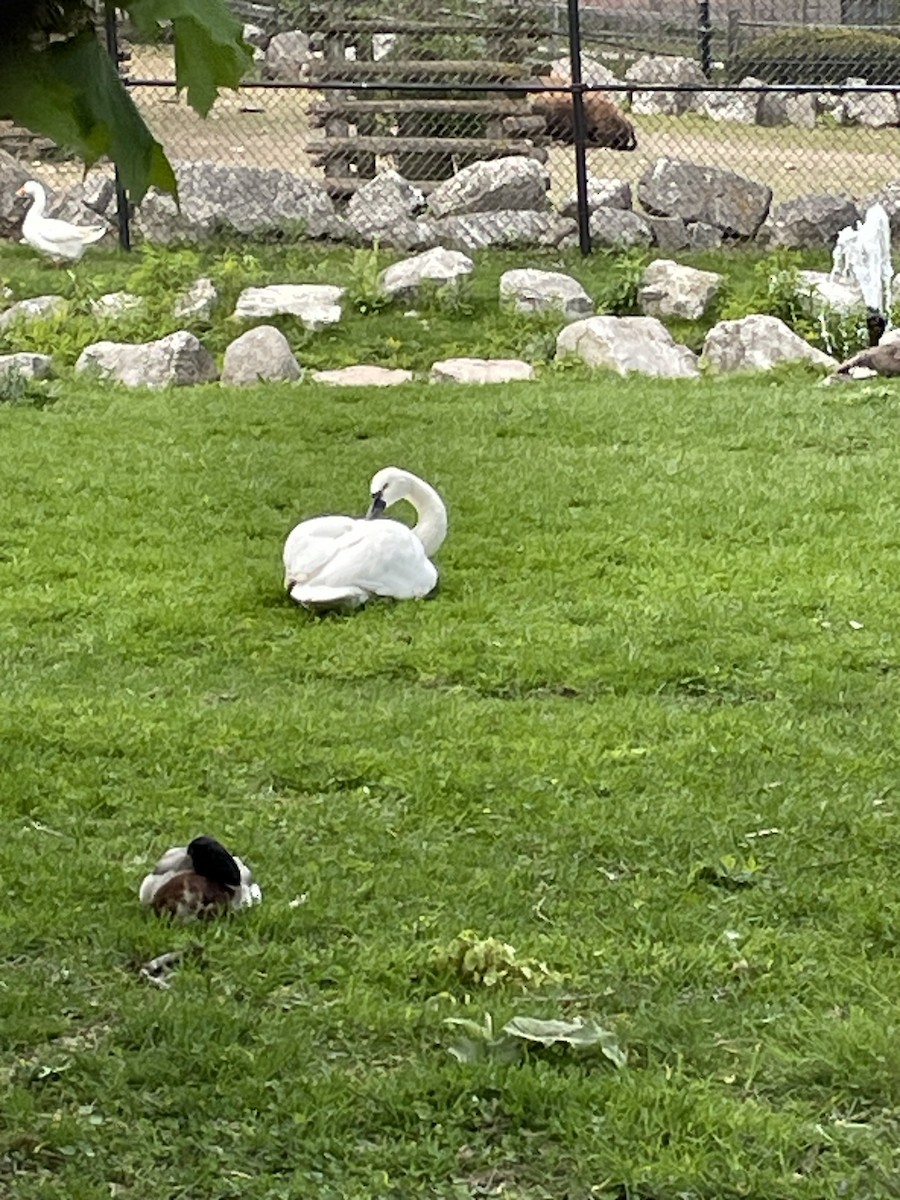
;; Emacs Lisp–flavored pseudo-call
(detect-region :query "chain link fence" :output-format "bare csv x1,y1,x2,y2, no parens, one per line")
6,0,900,252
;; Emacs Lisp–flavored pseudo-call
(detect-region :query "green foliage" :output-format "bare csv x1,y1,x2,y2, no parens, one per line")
0,0,251,202
430,931,565,989
344,245,392,315
444,1014,626,1066
729,25,900,85
593,248,651,316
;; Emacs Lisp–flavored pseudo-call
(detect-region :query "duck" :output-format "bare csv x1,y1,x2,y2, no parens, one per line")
16,180,107,263
830,327,900,381
139,835,262,921
283,466,447,612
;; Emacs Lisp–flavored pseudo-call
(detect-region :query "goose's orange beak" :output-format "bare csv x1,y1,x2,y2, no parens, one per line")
15,186,25,197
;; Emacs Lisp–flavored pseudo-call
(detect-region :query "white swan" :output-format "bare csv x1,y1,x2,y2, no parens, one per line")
16,180,107,262
283,466,447,611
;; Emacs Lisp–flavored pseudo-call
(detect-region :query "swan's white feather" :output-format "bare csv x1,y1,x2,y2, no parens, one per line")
18,181,107,262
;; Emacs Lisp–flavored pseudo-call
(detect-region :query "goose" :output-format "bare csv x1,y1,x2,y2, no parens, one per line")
283,466,447,612
139,835,262,920
16,180,107,262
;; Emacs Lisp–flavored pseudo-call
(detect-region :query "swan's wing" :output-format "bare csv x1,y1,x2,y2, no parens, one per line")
29,215,106,246
316,520,438,599
283,515,370,586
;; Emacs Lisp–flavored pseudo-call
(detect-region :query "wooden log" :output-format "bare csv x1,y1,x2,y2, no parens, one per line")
306,59,530,82
305,135,546,157
309,98,532,118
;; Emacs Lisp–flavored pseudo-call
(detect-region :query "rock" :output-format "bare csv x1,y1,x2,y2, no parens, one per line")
559,177,631,219
379,246,474,299
764,193,860,249
864,179,900,237
233,283,344,330
346,171,426,247
221,325,300,384
0,149,33,238
134,160,335,244
645,215,689,250
702,314,837,373
263,30,310,81
499,268,594,318
89,291,142,320
688,221,723,250
638,157,771,239
0,352,53,382
556,316,700,378
797,270,864,316
427,156,548,218
546,55,619,87
785,94,817,129
418,210,574,251
696,77,763,124
638,259,723,320
625,55,707,116
0,294,66,331
242,22,269,51
757,92,788,126
312,365,414,386
586,206,653,249
74,331,218,388
174,277,219,321
845,88,899,128
429,357,535,383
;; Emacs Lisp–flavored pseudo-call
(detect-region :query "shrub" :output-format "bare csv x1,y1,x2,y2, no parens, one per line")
729,26,900,85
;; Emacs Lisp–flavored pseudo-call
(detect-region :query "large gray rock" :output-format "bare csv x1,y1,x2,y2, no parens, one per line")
0,294,66,330
427,157,548,218
546,55,619,87
763,194,860,249
233,283,343,330
702,314,837,373
696,77,764,124
430,357,535,384
499,268,593,318
844,78,898,127
785,94,817,129
312,365,414,386
625,55,706,116
0,149,33,238
418,210,574,251
557,316,700,378
380,246,473,299
638,259,722,320
688,221,724,249
174,277,219,321
135,160,335,244
638,157,772,239
89,291,142,321
263,30,310,81
242,22,269,52
559,177,632,219
222,325,300,384
346,170,426,246
587,206,653,249
797,270,864,316
864,179,900,237
0,352,53,382
74,331,218,388
645,215,689,250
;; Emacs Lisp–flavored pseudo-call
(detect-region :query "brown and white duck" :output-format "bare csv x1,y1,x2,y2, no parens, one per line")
139,835,262,920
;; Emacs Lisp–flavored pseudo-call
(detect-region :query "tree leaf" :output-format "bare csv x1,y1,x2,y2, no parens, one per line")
0,30,175,203
502,1016,627,1066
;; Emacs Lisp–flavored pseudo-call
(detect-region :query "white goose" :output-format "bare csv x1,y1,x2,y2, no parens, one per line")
283,466,447,612
16,180,107,262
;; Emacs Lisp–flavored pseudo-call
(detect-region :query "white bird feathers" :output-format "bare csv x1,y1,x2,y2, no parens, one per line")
17,180,107,263
139,836,262,921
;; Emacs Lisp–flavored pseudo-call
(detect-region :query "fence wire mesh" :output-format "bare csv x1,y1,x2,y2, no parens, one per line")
6,1,900,251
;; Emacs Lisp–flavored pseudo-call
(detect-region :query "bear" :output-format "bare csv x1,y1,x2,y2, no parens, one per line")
530,79,637,151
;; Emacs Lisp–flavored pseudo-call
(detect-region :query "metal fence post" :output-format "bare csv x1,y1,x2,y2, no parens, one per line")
697,0,713,78
565,0,591,255
103,2,132,251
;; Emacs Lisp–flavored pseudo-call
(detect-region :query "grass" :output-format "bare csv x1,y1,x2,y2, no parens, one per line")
4,325,900,1197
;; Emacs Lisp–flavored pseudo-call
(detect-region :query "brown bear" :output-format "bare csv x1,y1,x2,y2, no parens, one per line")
530,80,637,151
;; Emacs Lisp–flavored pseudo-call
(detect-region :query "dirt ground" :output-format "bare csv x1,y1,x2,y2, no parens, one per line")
31,44,900,211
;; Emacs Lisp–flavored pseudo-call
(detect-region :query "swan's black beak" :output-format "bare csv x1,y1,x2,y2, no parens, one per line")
366,491,386,519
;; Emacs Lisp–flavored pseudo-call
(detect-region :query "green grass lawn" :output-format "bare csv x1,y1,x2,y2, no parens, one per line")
4,350,900,1197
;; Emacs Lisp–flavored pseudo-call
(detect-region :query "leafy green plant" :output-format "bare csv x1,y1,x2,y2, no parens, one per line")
729,26,900,86
444,1014,627,1066
344,244,392,315
594,248,650,316
430,931,564,989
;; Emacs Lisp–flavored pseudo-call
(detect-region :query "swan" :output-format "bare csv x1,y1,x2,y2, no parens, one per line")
139,835,262,920
283,466,447,612
16,180,107,262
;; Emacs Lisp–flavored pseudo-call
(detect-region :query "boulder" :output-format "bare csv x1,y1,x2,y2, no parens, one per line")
427,156,548,218
764,193,860,249
0,352,53,382
757,92,788,126
696,77,764,124
346,170,426,246
174,277,219,321
221,325,300,384
546,55,620,87
645,215,689,250
702,314,837,373
845,88,899,128
263,30,310,81
625,55,706,116
499,268,594,318
418,210,574,251
134,160,335,244
0,149,33,238
89,291,142,320
233,284,344,330
380,246,474,299
0,295,66,331
638,259,723,320
556,316,700,378
74,331,218,388
864,179,900,237
242,22,269,51
688,221,724,250
312,365,414,386
797,270,864,316
586,206,653,249
430,357,535,383
559,177,632,219
785,94,817,129
638,157,771,239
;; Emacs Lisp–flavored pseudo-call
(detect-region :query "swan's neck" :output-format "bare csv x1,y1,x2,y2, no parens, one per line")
26,187,47,221
404,476,447,556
